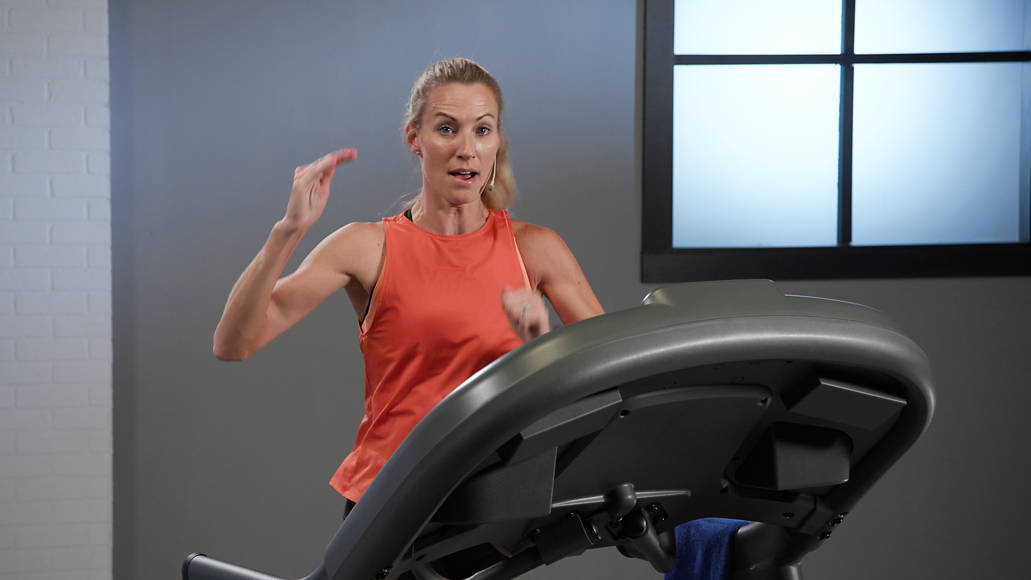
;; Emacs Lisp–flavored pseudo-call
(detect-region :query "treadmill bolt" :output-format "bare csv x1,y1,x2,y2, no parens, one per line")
819,531,832,540
375,566,391,579
646,503,668,523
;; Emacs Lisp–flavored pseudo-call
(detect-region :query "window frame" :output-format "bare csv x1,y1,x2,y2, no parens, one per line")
641,0,1031,282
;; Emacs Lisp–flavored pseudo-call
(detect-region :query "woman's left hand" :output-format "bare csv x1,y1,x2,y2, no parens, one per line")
501,287,550,343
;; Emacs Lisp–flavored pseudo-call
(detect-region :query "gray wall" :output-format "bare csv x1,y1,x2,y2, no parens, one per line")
110,1,1031,578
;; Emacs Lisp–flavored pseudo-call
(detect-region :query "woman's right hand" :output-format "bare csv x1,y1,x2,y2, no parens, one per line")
282,148,357,231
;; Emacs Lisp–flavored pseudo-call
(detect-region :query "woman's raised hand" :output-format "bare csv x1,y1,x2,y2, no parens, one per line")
282,148,357,231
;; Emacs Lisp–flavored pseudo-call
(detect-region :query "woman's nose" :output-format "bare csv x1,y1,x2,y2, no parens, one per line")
455,133,476,159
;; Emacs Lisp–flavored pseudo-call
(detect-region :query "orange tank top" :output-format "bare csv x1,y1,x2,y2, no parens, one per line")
329,208,530,501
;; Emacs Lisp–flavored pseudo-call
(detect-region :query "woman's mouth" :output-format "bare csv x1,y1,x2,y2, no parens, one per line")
448,169,478,184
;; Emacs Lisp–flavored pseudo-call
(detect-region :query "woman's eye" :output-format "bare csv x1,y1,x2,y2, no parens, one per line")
477,126,491,135
438,125,454,135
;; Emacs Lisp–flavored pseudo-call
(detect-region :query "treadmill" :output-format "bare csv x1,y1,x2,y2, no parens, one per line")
184,280,935,580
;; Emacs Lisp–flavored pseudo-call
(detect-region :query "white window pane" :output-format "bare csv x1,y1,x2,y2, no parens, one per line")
674,0,841,55
856,0,1029,54
852,63,1025,246
672,65,840,248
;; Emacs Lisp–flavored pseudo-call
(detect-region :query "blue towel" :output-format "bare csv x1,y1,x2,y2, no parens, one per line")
664,518,750,580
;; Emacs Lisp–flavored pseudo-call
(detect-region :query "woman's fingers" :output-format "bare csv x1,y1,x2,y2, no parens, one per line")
315,148,357,172
283,148,358,231
336,147,358,164
298,148,358,178
299,148,358,195
501,287,550,342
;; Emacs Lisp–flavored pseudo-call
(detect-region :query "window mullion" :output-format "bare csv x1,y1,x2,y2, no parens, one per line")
839,0,856,246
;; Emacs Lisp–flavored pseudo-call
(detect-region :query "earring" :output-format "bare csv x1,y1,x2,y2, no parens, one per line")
413,148,421,157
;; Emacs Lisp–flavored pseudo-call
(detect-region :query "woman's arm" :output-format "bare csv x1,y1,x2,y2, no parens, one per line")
213,221,379,360
503,222,604,342
212,149,363,361
517,223,604,323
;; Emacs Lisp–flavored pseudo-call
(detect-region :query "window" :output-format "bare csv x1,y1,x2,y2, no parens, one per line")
642,0,1031,281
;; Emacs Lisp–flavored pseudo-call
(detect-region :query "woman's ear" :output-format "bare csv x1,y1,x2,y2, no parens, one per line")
405,123,421,156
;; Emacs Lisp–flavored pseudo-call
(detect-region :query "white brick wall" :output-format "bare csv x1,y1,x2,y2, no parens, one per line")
0,1,112,579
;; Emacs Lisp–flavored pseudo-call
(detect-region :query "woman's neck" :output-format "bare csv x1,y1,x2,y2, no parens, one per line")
410,197,490,235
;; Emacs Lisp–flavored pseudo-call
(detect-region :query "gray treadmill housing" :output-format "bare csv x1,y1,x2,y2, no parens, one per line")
184,280,935,580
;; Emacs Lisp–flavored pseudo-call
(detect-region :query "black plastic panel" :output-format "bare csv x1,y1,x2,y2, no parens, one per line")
788,377,906,431
735,423,852,491
434,448,557,525
498,389,623,465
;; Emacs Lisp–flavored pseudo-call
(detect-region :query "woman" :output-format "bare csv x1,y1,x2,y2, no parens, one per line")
213,58,604,507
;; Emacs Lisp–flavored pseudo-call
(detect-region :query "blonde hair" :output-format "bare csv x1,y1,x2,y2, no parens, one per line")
403,58,516,210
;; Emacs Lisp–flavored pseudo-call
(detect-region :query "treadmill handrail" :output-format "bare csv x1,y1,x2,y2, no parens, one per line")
325,297,933,579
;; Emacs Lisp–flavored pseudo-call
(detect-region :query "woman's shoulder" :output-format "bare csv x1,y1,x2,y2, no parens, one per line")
304,221,386,285
510,218,564,251
315,220,385,261
326,220,384,242
509,218,586,291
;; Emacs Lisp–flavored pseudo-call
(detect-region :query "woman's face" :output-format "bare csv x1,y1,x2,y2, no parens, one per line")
408,82,500,205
